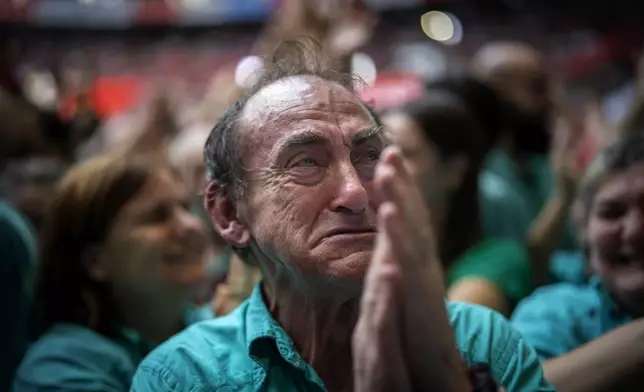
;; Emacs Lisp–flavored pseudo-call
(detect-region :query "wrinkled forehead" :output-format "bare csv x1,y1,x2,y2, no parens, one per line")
240,75,375,140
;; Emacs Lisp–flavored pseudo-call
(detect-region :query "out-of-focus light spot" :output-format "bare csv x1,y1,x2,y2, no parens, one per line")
443,12,463,46
352,52,377,89
421,11,453,42
24,72,59,111
234,56,264,89
420,11,463,45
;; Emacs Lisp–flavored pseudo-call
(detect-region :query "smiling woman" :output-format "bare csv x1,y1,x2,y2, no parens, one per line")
512,132,644,391
12,151,213,392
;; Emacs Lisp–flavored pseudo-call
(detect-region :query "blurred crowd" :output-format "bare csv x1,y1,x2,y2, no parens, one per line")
3,0,644,391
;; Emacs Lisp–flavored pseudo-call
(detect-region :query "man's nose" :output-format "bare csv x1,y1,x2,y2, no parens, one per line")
330,162,369,214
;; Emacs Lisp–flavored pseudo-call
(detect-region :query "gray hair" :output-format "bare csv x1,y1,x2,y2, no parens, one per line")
203,39,374,200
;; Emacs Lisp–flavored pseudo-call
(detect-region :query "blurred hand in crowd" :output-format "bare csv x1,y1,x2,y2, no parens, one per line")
258,0,375,71
128,91,180,155
550,111,583,199
323,0,377,58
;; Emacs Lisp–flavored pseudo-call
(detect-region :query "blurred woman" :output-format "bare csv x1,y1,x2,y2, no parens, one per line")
382,92,531,316
13,152,213,392
512,133,644,392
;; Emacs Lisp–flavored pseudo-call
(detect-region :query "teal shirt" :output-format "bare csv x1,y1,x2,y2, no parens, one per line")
131,285,553,392
511,277,632,360
549,250,587,284
0,202,37,391
13,308,213,392
480,171,532,245
446,239,532,305
480,150,578,250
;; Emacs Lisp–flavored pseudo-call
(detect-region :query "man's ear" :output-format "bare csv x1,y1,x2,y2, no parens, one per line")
205,181,252,248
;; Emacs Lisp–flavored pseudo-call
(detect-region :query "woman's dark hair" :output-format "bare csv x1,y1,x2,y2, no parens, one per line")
400,92,486,164
31,151,169,338
426,75,508,151
397,92,485,264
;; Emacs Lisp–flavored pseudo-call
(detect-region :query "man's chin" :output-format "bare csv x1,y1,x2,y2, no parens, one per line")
325,251,373,283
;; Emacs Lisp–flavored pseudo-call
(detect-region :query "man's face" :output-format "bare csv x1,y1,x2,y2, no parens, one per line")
232,76,382,293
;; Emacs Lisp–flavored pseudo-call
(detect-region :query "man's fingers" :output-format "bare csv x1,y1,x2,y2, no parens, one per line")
360,226,400,317
354,255,409,392
379,146,412,182
377,147,432,232
375,157,433,268
375,157,418,230
380,202,417,267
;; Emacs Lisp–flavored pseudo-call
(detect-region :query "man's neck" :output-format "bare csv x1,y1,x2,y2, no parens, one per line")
263,281,359,391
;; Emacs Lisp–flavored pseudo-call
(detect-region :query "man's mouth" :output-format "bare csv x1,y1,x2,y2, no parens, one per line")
318,227,377,244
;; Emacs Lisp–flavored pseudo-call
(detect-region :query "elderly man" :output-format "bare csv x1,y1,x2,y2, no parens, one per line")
131,56,553,391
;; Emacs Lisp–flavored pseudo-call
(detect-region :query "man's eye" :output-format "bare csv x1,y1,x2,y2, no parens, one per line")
295,157,317,167
354,149,381,164
366,149,380,161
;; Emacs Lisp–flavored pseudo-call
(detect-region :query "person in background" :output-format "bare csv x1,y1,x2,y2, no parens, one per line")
0,39,50,162
382,92,531,315
0,201,37,392
0,157,69,236
472,41,580,285
169,129,261,315
0,44,101,164
512,132,644,392
426,76,529,245
13,152,213,392
131,45,552,392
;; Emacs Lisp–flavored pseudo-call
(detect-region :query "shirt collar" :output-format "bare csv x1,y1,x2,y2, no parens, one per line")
244,284,325,387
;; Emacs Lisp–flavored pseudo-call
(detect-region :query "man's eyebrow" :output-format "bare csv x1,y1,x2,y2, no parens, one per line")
277,130,326,152
274,125,383,157
350,125,384,146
